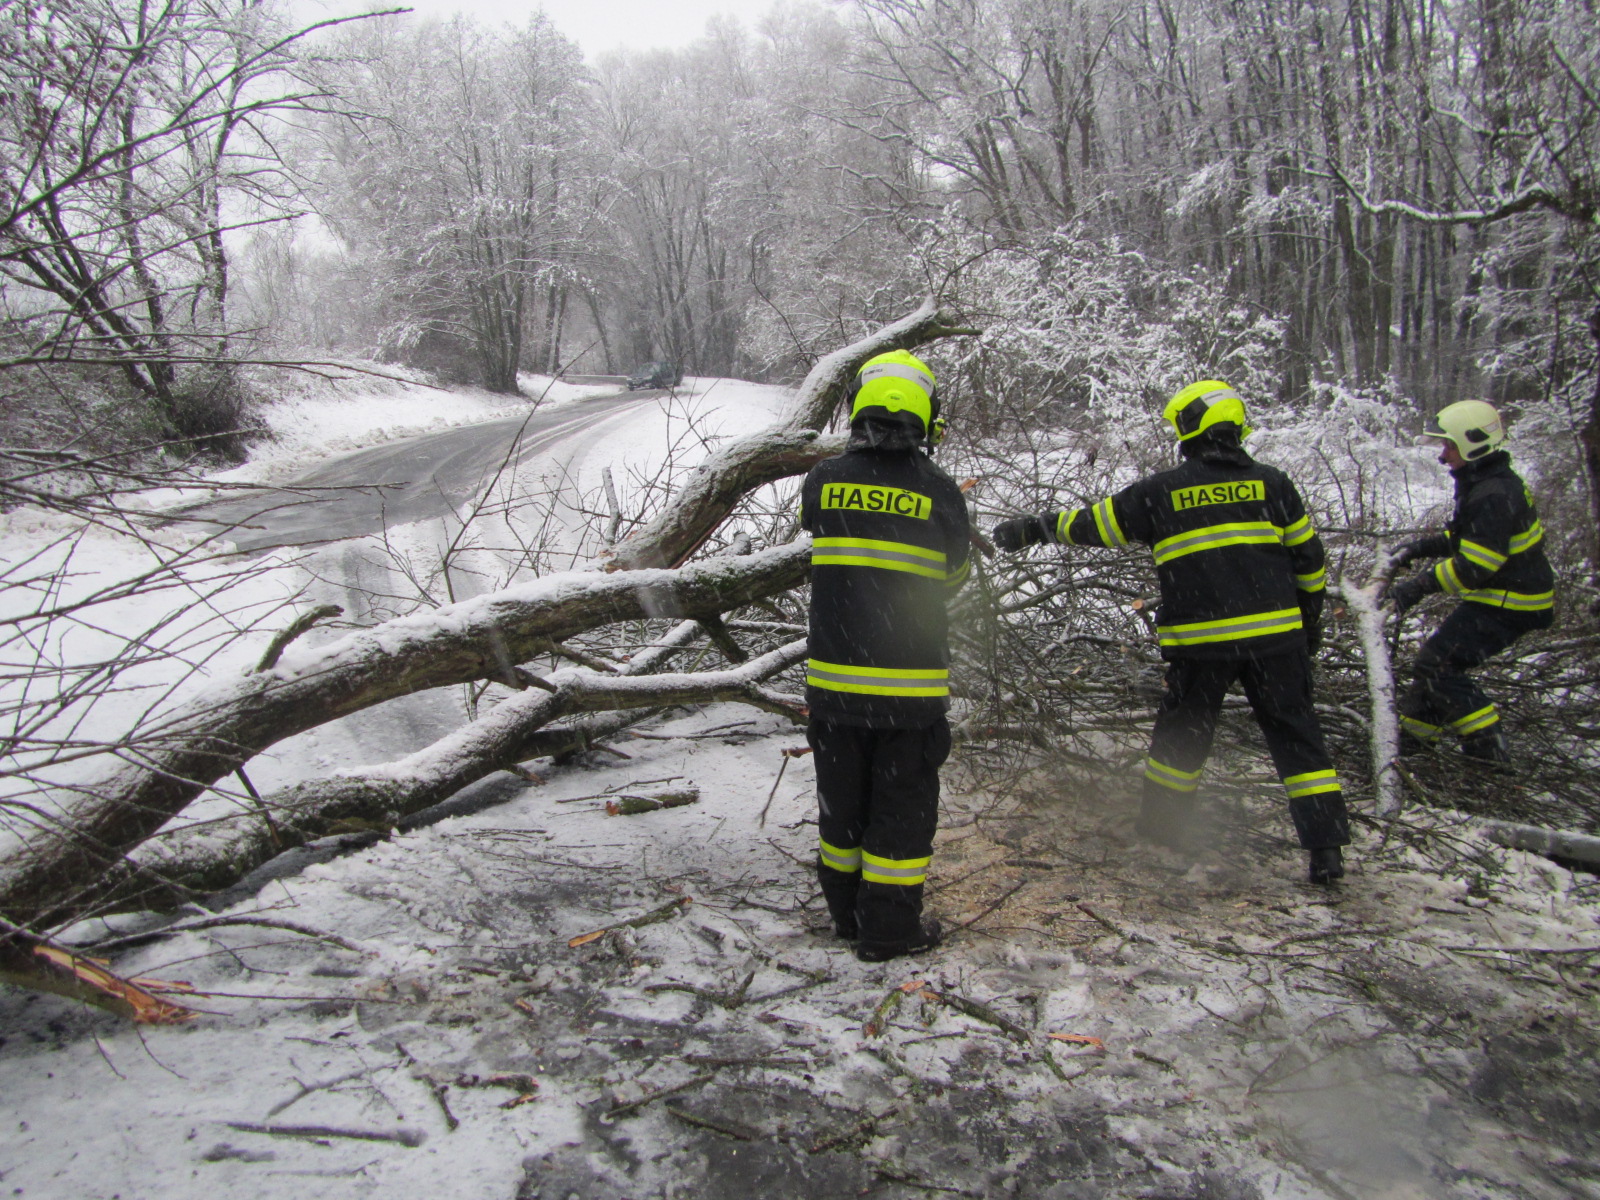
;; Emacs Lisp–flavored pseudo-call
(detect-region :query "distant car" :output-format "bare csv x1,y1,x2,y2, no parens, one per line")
627,361,683,390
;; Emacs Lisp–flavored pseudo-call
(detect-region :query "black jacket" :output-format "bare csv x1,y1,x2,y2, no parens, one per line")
1039,441,1325,660
800,428,971,727
1406,451,1554,615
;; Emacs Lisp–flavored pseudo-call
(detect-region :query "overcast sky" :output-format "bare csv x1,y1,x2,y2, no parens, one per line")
299,0,796,57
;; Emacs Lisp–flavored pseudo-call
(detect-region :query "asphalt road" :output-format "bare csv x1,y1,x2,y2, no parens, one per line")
173,390,657,552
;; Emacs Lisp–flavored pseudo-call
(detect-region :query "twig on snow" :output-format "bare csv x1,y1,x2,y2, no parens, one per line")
224,1121,426,1147
568,897,692,948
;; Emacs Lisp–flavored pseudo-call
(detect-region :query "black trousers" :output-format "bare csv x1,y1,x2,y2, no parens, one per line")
1400,602,1550,744
808,717,951,942
1141,650,1350,849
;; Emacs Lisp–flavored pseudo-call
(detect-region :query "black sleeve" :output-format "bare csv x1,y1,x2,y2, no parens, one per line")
1273,474,1327,596
799,468,819,534
1434,485,1515,594
1049,478,1151,548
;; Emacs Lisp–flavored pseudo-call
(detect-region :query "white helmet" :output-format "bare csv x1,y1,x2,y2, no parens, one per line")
1423,400,1504,460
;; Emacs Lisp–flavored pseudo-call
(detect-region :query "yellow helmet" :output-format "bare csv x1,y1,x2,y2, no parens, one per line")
1422,400,1504,460
1163,380,1251,441
851,350,937,434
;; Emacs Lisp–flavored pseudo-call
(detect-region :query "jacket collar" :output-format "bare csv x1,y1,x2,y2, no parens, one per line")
1180,438,1253,468
1450,449,1511,485
847,418,925,453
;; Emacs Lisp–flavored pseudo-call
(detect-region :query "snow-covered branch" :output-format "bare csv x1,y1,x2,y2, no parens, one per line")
127,640,809,901
1326,163,1598,228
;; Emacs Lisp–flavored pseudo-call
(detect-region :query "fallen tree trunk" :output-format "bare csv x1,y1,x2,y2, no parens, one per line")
127,640,808,901
1480,819,1600,868
0,919,196,1024
1336,544,1408,816
0,542,809,929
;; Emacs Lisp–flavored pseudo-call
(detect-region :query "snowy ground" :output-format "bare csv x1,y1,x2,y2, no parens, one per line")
1,377,1598,1199
2,720,1596,1199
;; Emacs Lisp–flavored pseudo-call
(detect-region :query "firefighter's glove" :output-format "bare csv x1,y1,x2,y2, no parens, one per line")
1388,574,1430,615
1393,536,1444,568
991,516,1050,553
1304,621,1323,653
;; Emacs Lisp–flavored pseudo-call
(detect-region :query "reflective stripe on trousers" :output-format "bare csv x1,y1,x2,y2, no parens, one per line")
861,850,931,886
1282,768,1341,799
1143,756,1203,793
819,838,862,873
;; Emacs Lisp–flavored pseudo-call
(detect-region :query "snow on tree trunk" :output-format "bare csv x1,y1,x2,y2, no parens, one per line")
128,640,808,902
1339,548,1409,816
607,299,976,570
0,544,808,929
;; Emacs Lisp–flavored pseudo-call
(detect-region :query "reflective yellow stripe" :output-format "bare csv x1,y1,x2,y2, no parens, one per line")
813,537,948,579
1464,588,1554,611
1450,704,1499,735
806,659,949,697
945,558,971,588
1056,508,1081,545
1143,757,1203,792
1153,521,1280,565
1435,559,1466,595
861,850,931,886
819,839,862,873
860,360,936,393
1295,566,1327,592
1091,497,1128,547
1282,769,1341,798
1157,607,1303,647
1401,714,1445,740
1457,538,1507,572
1282,515,1316,547
1509,521,1543,554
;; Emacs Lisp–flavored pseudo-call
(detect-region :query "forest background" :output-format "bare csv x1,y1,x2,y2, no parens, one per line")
6,0,1597,461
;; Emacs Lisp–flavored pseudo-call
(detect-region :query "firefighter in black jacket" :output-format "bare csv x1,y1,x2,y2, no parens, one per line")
800,350,971,962
1386,400,1554,762
992,381,1351,885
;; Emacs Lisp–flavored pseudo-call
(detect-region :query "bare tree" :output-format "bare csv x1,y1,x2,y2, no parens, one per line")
317,14,594,392
0,0,386,446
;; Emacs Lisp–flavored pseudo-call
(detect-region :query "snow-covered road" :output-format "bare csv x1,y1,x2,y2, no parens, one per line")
170,391,659,552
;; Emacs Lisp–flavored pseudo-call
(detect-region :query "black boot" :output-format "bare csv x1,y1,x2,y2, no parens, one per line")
855,881,937,961
1460,728,1510,764
816,860,860,939
856,918,943,963
1135,791,1194,851
1308,846,1344,885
